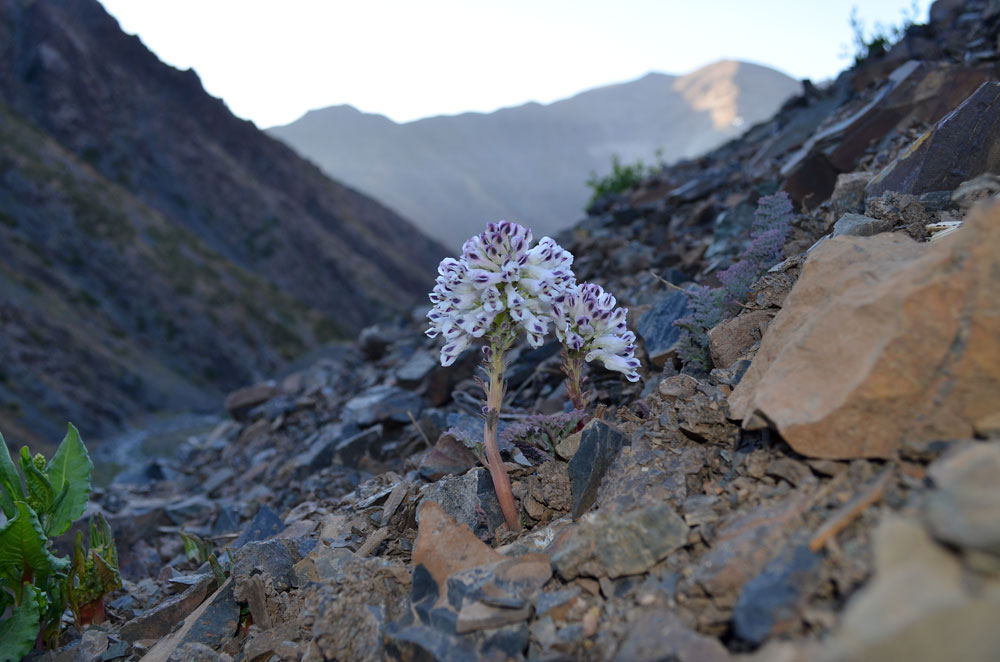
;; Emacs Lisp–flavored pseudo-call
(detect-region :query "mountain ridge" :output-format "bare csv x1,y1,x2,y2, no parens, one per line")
270,60,802,247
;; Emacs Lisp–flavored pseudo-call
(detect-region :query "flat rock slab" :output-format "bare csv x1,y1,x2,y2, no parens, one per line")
232,504,284,549
867,81,1000,198
343,384,424,426
120,573,214,642
139,579,239,662
730,203,1000,459
831,213,893,237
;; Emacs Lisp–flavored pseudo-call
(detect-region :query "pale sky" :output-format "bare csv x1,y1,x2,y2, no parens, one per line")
96,1,929,128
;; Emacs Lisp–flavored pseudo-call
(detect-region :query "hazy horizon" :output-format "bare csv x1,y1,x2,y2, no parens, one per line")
96,0,930,127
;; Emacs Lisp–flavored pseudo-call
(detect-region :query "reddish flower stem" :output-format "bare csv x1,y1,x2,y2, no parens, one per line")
483,340,520,531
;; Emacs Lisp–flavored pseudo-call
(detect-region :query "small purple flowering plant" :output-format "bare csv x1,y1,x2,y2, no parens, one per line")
426,221,640,530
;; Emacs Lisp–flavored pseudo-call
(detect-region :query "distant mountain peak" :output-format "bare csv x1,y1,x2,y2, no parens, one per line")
270,61,801,248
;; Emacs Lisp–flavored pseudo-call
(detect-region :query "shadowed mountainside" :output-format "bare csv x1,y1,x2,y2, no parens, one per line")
0,0,448,448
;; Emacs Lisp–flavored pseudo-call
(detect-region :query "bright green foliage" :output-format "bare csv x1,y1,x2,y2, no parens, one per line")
848,3,920,67
180,529,212,565
0,425,120,658
45,424,94,538
585,155,653,209
0,584,40,662
65,514,122,626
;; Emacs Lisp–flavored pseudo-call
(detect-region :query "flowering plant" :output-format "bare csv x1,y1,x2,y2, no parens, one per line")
427,221,641,530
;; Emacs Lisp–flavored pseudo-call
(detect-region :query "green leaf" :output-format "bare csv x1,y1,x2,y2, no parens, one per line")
0,432,21,519
0,583,40,662
44,423,93,538
0,502,69,586
19,447,54,517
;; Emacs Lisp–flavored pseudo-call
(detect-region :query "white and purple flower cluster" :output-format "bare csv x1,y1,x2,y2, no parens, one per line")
550,283,641,381
426,221,641,382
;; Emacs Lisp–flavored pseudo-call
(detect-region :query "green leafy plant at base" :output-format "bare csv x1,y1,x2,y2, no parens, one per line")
0,424,122,662
585,155,653,209
848,3,920,67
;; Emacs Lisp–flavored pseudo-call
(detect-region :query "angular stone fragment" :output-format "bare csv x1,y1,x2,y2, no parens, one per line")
707,310,773,370
231,539,300,595
232,504,284,549
732,543,822,644
552,502,688,580
417,432,479,481
693,491,810,600
412,501,503,607
139,580,240,662
730,203,1000,459
568,420,629,519
224,382,279,421
831,213,893,237
343,384,424,426
867,81,1000,199
119,573,214,642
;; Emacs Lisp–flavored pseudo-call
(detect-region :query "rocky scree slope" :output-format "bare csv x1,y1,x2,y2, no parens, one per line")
17,0,1000,661
0,0,447,449
269,60,800,248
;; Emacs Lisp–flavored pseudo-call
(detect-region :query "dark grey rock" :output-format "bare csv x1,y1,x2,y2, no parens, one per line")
232,539,301,593
535,586,582,617
396,349,438,386
568,420,629,519
832,212,894,237
419,468,504,537
248,394,297,421
343,384,424,426
164,495,216,526
232,504,284,549
505,341,561,389
707,202,755,258
615,609,730,662
210,504,241,536
200,467,234,496
358,324,399,360
99,640,128,661
635,291,689,367
333,425,384,467
75,628,108,662
177,581,240,650
293,422,360,475
732,543,822,644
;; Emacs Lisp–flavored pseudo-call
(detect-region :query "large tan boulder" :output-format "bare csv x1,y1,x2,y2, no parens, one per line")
729,203,1000,459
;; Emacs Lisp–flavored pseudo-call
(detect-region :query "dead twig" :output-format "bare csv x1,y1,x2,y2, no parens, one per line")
808,467,893,553
407,410,431,449
356,527,390,557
